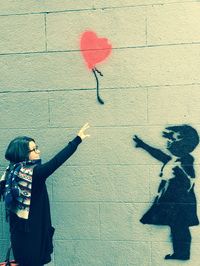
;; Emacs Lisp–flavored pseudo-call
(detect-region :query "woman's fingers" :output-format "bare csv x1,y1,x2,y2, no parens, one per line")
83,122,90,130
78,123,90,140
81,123,90,131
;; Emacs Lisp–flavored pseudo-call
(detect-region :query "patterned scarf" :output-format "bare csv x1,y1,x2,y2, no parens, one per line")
0,160,41,220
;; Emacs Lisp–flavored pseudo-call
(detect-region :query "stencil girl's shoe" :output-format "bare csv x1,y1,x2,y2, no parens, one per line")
165,253,190,260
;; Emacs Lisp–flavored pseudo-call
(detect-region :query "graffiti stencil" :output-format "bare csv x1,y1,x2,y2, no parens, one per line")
80,31,112,104
133,125,199,260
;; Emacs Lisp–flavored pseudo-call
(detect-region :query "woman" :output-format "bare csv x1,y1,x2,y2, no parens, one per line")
133,125,199,260
0,123,90,266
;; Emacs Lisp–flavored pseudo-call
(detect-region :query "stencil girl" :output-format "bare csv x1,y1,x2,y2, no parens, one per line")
133,125,199,260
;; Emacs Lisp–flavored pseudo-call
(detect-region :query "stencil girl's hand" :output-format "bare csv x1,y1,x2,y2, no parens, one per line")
133,135,144,148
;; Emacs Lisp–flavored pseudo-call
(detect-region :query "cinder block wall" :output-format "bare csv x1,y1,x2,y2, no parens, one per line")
1,1,200,265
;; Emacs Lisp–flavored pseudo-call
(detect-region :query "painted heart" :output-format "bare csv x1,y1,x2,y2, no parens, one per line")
80,31,112,70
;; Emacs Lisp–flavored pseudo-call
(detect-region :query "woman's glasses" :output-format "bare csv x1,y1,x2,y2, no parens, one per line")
29,145,39,153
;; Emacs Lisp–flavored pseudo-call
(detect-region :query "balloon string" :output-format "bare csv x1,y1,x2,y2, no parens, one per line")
94,67,103,77
92,68,104,104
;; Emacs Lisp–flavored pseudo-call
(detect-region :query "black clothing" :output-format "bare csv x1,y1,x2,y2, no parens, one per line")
9,136,82,266
140,182,199,226
140,157,198,261
140,159,199,226
170,224,191,259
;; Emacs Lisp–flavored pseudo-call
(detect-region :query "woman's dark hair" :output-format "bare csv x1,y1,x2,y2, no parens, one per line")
5,136,35,163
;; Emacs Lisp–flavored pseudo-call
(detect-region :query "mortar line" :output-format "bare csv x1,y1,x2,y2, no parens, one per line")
1,41,200,57
0,1,197,17
1,82,200,95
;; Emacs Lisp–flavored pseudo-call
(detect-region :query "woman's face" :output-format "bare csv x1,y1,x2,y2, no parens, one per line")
28,141,40,160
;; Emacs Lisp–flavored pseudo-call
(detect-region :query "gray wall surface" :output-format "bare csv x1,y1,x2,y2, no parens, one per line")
1,1,200,265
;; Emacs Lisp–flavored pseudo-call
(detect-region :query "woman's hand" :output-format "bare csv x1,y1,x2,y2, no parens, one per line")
78,123,90,140
133,135,144,148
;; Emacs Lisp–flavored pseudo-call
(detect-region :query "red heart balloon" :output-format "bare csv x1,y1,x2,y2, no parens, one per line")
80,31,112,70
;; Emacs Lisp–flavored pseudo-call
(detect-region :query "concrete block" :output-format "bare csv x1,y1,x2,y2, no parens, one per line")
0,174,3,208
0,202,3,239
37,127,99,166
46,178,53,202
151,241,173,265
195,171,200,202
149,225,171,243
0,14,45,54
148,85,200,125
49,88,147,127
51,202,100,240
0,92,49,128
46,7,146,51
95,127,137,165
54,240,151,266
52,165,150,202
147,3,200,45
190,243,200,266
0,0,94,15
100,203,151,241
0,52,92,91
191,223,200,243
95,126,168,165
1,207,9,240
100,46,200,88
0,239,11,262
2,45,200,91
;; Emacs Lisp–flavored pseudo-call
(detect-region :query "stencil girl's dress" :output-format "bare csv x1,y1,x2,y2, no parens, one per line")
133,125,199,260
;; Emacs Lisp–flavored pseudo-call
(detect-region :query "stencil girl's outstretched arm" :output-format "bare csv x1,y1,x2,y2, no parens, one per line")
133,135,171,164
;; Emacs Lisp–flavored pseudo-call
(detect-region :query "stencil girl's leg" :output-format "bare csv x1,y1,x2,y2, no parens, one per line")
165,225,191,260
